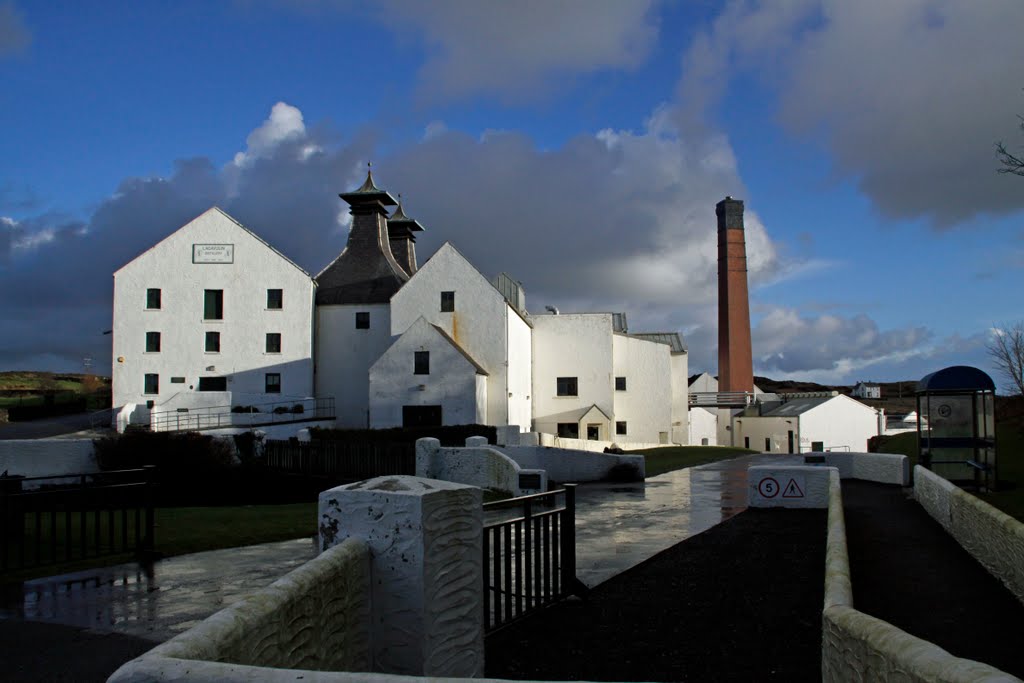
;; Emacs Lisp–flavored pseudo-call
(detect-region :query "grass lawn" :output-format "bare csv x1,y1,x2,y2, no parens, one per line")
1,502,317,584
874,425,1024,523
627,445,758,477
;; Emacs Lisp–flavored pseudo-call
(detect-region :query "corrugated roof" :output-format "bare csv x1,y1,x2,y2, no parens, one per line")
630,332,688,354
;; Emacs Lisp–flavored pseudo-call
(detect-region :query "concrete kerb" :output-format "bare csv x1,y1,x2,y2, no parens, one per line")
820,466,1022,682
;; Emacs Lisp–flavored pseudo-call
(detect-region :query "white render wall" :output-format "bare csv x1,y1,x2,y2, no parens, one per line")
733,415,794,452
688,407,718,446
369,318,485,428
532,313,613,437
799,395,879,452
317,303,392,428
612,333,672,444
506,306,533,431
112,208,314,414
669,352,689,444
390,244,511,425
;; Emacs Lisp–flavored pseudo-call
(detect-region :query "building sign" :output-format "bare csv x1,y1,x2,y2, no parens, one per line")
193,244,234,264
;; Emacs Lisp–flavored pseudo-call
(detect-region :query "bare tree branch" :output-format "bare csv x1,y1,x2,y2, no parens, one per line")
987,322,1024,396
996,115,1024,176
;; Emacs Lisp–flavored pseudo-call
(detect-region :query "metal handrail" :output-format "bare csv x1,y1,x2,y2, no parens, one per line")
148,397,335,432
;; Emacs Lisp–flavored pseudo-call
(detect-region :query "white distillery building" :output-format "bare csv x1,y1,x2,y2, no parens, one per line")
111,171,690,445
731,393,880,453
111,208,315,428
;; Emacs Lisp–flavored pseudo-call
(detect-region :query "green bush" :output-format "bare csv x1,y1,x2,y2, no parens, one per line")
93,431,235,473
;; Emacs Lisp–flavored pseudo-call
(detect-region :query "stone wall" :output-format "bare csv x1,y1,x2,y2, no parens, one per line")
496,444,645,482
415,437,530,495
914,466,1024,605
821,468,1020,682
814,451,909,486
108,537,371,682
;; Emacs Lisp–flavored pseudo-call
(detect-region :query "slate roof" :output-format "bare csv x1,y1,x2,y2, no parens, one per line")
759,396,833,417
630,332,688,354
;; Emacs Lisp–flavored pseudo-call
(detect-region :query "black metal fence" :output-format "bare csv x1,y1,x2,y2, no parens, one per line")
482,485,583,633
263,440,414,482
1,468,155,574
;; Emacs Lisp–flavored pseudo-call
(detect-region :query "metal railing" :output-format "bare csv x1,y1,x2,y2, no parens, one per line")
263,440,414,481
1,467,155,574
688,391,755,408
482,485,584,633
148,397,335,432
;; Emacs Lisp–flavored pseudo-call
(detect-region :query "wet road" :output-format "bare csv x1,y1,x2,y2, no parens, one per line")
0,453,803,643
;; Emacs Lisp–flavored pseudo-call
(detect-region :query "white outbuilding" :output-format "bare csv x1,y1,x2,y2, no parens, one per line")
732,393,880,453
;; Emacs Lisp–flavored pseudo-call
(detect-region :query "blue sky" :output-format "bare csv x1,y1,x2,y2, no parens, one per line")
2,1,1023,390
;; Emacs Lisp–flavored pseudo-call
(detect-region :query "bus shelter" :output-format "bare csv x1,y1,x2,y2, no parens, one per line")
916,365,997,491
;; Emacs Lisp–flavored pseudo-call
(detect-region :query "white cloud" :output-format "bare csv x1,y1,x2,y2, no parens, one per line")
678,0,1024,225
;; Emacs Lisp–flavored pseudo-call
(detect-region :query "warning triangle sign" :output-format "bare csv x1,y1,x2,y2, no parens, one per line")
782,478,805,498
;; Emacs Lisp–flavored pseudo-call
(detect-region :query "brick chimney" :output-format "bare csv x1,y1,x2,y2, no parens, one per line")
717,196,753,393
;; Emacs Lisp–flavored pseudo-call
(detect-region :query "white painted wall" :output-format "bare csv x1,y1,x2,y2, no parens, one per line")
733,415,795,452
532,313,613,438
316,303,392,428
369,318,485,428
669,352,689,444
506,306,533,431
688,407,718,446
612,333,672,444
416,437,523,495
799,395,879,452
496,445,645,482
112,208,314,416
390,243,511,425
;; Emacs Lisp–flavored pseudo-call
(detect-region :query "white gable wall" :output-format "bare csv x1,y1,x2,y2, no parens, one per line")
612,334,672,444
390,243,510,425
669,352,689,444
369,318,485,427
506,307,533,431
798,395,879,452
532,314,613,438
112,208,314,414
316,303,391,428
689,407,717,446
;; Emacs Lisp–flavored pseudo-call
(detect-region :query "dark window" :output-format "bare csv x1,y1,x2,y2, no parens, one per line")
205,331,220,353
355,311,370,329
616,421,627,435
267,289,283,310
615,376,626,391
198,377,227,391
204,289,223,320
144,373,159,395
765,437,771,452
587,424,600,440
146,288,161,309
265,373,281,394
145,331,161,353
557,423,579,439
403,405,442,427
745,437,750,449
556,377,578,396
440,291,455,312
171,377,186,384
266,333,281,353
414,351,430,375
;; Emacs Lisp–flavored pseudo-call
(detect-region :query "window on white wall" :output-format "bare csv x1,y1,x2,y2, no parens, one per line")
204,289,223,320
556,377,578,396
557,423,579,438
266,333,281,353
146,288,161,309
615,376,626,391
205,331,220,353
440,291,455,312
355,312,369,329
616,421,627,435
145,332,160,353
414,351,430,375
144,374,159,395
266,289,283,310
265,373,281,393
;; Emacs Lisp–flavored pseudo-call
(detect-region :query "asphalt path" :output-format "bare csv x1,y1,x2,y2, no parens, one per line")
0,409,112,440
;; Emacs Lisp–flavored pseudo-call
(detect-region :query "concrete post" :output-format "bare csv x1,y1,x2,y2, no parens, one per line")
317,475,483,677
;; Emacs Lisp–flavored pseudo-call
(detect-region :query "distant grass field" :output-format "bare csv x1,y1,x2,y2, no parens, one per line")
875,425,1024,523
627,445,758,477
0,371,111,411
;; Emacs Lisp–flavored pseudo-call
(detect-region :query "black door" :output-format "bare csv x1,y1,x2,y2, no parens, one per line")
403,405,442,428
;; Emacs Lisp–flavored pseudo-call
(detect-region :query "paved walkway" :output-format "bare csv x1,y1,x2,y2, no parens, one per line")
0,454,798,645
